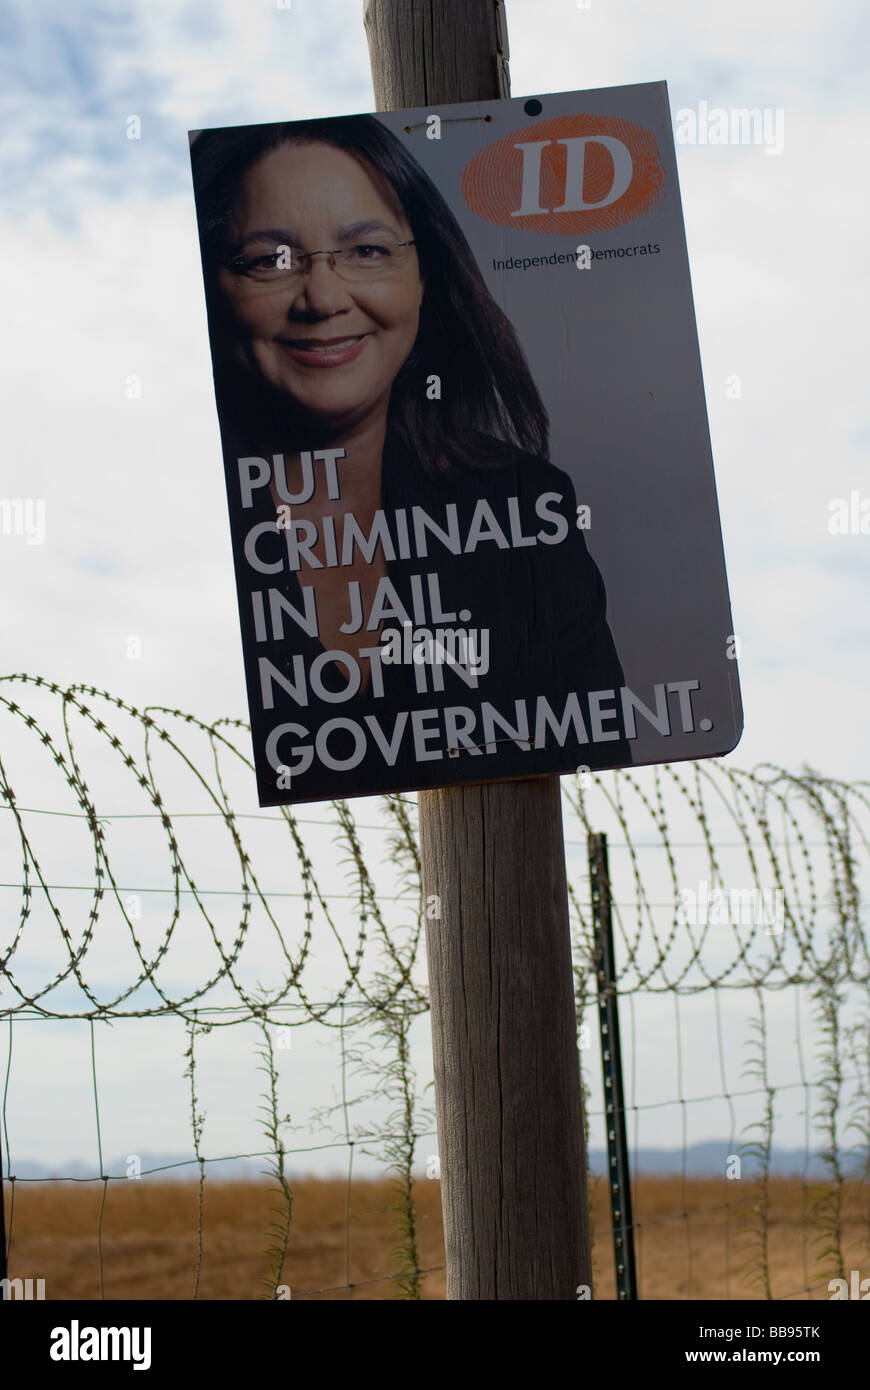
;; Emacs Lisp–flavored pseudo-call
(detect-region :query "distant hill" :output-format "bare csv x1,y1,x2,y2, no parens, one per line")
587,1141,868,1179
8,1142,868,1182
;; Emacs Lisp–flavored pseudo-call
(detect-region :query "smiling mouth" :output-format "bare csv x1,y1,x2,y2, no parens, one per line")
277,333,370,367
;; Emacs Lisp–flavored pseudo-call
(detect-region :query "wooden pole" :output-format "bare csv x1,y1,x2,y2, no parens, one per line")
365,0,590,1301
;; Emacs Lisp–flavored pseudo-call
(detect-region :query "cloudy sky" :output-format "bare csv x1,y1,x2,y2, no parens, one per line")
0,0,867,778
1,0,868,1180
2,0,868,773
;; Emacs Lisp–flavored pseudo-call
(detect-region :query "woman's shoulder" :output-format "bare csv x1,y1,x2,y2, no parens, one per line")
458,434,577,498
384,430,577,509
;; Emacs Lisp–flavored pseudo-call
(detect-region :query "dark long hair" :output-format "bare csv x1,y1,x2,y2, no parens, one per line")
190,114,549,476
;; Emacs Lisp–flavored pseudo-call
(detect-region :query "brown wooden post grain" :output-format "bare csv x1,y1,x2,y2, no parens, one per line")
364,0,590,1300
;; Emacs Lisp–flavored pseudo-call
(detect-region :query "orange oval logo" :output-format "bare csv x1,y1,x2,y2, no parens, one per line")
461,114,665,234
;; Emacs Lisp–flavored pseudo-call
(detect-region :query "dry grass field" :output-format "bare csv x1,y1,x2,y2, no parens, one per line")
6,1175,869,1300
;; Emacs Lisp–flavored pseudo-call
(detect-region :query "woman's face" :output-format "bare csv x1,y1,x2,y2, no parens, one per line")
216,141,424,433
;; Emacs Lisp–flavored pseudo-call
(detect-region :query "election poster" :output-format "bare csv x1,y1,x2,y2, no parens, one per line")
188,80,742,805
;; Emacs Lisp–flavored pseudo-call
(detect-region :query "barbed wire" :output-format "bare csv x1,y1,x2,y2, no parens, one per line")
1,674,868,1299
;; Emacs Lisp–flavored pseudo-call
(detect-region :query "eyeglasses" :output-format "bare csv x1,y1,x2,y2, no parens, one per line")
222,233,416,285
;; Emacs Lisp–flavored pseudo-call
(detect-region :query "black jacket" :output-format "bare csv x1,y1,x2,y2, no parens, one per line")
226,434,631,804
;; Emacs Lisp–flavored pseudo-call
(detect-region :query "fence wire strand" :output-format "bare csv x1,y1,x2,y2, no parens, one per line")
0,675,868,1299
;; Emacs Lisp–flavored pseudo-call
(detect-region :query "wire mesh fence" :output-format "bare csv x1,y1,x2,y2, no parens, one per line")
1,673,868,1299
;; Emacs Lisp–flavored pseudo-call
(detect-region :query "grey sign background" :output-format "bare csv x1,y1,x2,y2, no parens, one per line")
374,80,741,768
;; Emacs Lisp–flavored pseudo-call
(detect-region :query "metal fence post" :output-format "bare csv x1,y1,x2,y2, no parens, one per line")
589,830,638,1300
